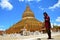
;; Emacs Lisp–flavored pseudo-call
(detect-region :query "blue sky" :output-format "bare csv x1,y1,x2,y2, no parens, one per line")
0,0,60,31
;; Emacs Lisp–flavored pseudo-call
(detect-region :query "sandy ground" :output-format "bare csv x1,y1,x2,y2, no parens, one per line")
0,32,60,40
41,35,60,40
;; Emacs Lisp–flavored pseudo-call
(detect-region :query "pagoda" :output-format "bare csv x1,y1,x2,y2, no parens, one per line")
5,6,43,34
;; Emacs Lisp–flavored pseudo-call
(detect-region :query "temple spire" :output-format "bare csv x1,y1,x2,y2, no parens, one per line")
22,4,35,19
25,3,30,11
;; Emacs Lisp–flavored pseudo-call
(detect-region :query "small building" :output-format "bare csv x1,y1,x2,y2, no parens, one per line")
0,31,4,35
51,25,60,32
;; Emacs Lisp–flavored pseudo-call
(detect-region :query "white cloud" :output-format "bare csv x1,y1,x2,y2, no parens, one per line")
56,17,60,22
25,0,33,2
58,24,60,26
39,7,44,10
54,23,57,26
0,25,5,31
0,0,13,10
0,28,5,31
51,23,60,28
53,23,60,26
49,0,60,10
19,0,24,2
19,0,33,2
19,0,41,2
36,0,41,2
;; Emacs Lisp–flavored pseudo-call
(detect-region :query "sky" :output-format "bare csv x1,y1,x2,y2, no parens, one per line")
0,0,60,31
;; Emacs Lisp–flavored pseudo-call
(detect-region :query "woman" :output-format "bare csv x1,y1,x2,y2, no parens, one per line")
43,12,52,39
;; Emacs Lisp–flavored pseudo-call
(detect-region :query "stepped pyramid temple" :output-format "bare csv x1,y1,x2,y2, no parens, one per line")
5,6,43,34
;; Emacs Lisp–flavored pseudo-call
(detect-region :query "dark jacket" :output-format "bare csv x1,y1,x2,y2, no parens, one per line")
44,16,51,29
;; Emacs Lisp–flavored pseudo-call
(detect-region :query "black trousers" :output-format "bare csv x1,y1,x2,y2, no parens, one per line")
46,29,51,38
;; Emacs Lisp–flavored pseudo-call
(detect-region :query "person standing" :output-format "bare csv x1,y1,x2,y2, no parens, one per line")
43,12,52,39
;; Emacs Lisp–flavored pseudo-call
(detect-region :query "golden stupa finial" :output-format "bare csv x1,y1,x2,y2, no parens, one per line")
22,3,35,19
